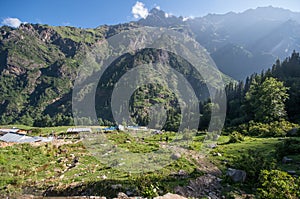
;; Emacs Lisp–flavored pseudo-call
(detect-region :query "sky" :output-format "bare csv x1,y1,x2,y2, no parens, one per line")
1,0,300,28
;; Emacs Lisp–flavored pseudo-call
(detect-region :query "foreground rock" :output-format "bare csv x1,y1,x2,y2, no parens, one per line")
282,156,293,164
154,193,187,199
287,128,299,136
174,174,222,198
227,168,246,183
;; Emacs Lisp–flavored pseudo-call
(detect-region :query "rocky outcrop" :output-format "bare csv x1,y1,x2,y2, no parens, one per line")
226,168,247,183
174,174,222,198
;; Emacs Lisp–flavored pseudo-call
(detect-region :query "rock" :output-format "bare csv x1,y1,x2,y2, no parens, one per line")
282,156,293,164
209,192,218,199
287,128,299,136
154,193,188,199
111,184,122,190
207,143,217,149
226,168,246,183
174,174,222,198
287,170,296,175
177,170,188,177
171,153,181,160
116,192,128,199
125,190,134,196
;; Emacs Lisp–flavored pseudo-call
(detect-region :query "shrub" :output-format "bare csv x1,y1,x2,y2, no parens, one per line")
233,120,298,137
276,138,300,159
228,131,244,143
257,170,300,199
232,150,276,184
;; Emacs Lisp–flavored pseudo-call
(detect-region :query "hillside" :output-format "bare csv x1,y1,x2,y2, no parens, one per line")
0,23,227,127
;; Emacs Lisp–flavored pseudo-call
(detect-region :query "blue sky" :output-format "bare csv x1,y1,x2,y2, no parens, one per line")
1,0,300,28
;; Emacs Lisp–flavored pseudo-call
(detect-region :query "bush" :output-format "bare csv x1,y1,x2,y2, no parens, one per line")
232,150,276,184
276,138,300,159
257,170,300,199
228,131,244,143
232,120,298,137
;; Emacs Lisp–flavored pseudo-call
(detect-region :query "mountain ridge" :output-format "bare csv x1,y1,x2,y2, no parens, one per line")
1,6,300,125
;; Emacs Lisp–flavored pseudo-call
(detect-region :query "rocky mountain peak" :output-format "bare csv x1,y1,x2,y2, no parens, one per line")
138,8,184,27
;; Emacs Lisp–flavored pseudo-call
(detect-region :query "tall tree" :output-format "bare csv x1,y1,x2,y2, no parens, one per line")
245,77,289,123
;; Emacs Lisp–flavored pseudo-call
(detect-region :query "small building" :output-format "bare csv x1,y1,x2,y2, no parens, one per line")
102,126,116,131
66,128,92,134
117,125,125,131
0,128,28,135
0,133,53,143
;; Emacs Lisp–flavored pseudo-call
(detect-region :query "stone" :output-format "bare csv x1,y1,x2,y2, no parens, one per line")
287,128,299,136
177,170,188,177
226,168,246,183
154,193,188,199
171,153,181,160
111,184,122,190
282,156,293,164
207,143,217,149
287,170,296,175
116,192,128,199
125,190,134,196
209,192,219,199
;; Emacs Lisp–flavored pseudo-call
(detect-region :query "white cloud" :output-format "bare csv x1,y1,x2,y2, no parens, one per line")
132,1,149,19
1,17,24,28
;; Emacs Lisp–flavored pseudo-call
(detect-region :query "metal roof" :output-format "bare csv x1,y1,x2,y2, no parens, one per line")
0,133,53,143
67,128,92,133
0,128,20,133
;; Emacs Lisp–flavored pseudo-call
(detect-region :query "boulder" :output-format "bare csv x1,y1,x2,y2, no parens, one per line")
282,156,293,164
207,143,217,149
171,153,181,160
116,192,128,199
226,168,246,183
154,193,188,199
287,128,299,137
212,152,222,156
111,184,122,190
287,170,296,175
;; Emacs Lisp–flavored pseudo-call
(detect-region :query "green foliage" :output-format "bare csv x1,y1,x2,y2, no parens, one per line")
228,131,244,143
225,51,300,126
231,150,276,184
276,138,300,159
245,77,289,123
257,170,300,199
231,120,297,137
30,128,42,135
134,176,160,198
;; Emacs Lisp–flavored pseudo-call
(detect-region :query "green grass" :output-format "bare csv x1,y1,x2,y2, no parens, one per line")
0,130,204,197
2,128,299,198
210,136,281,169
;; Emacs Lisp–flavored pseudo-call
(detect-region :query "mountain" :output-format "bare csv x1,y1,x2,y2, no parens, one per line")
139,7,300,79
0,23,226,127
1,6,300,126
